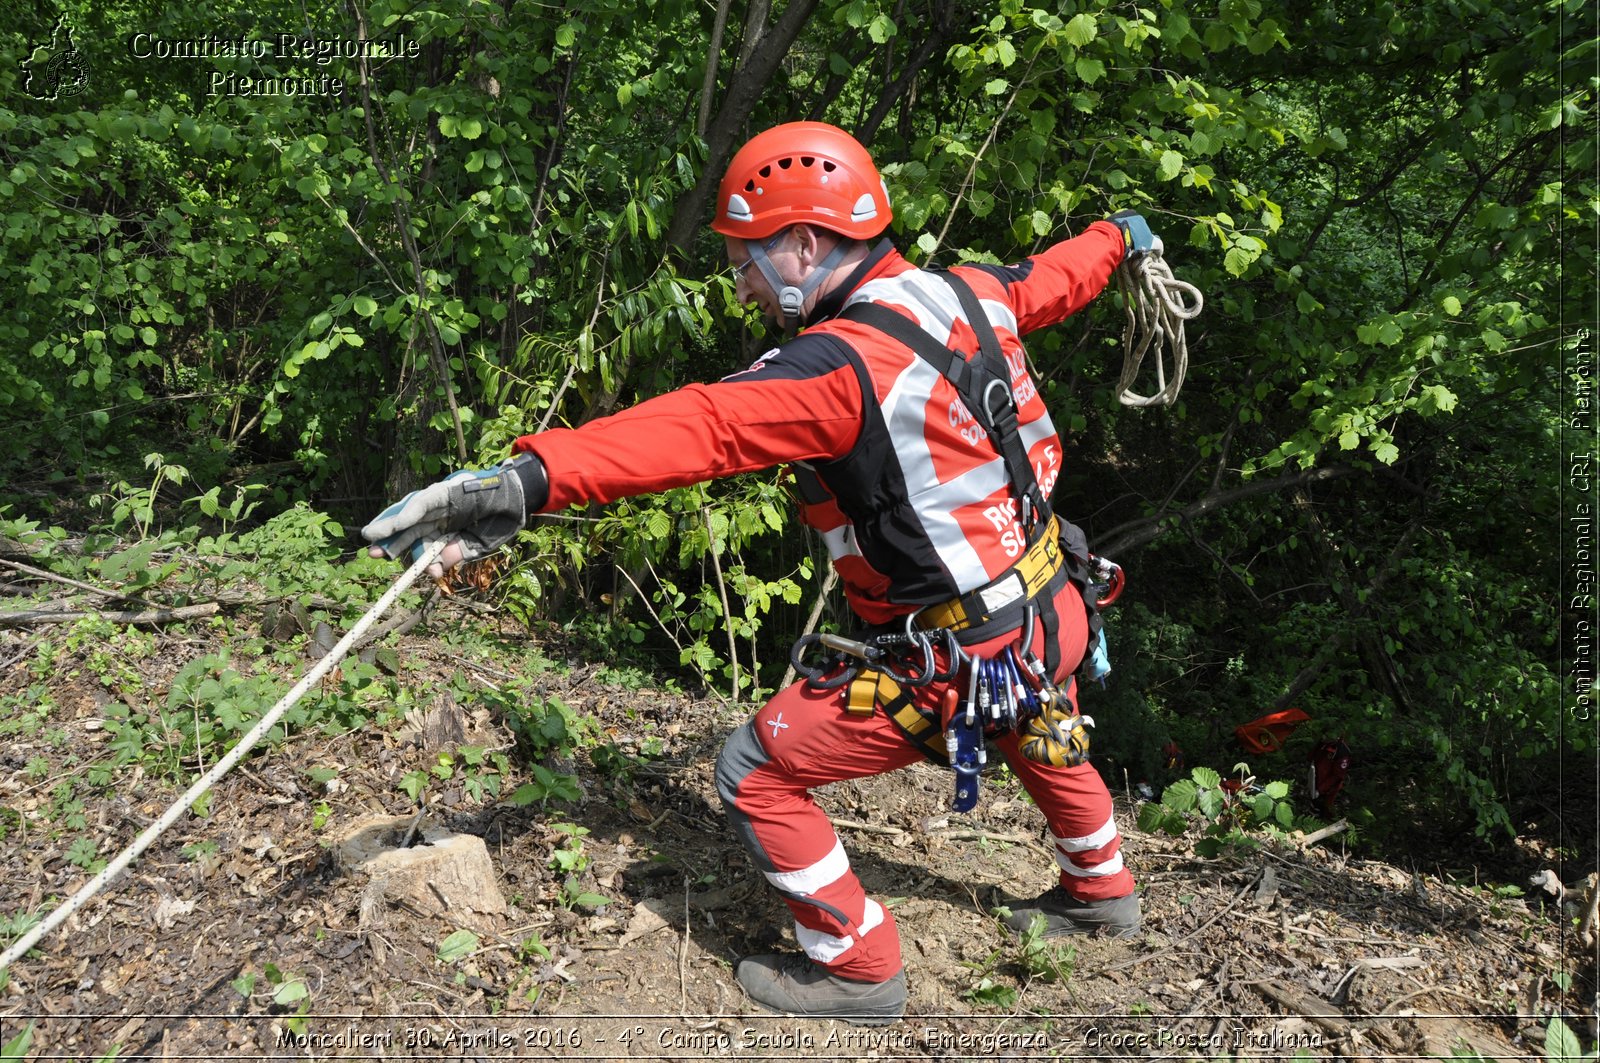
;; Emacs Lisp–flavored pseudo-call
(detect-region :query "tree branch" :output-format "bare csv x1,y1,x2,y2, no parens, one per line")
857,0,957,148
1093,464,1358,558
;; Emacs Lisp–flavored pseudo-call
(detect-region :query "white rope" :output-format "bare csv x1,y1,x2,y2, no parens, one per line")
0,539,446,975
1114,247,1204,407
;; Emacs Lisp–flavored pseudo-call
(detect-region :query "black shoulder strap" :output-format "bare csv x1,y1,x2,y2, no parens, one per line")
839,271,1051,527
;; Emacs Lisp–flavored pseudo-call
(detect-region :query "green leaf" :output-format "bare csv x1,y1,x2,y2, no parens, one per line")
1357,318,1403,345
2,1023,35,1059
437,928,480,963
1545,1017,1582,1063
1157,150,1184,181
1136,801,1166,833
1064,12,1098,46
1418,385,1459,415
272,979,308,1006
1224,246,1252,276
1075,57,1106,84
352,296,378,317
1163,778,1199,813
1264,780,1290,799
984,79,1009,96
1191,766,1221,789
139,326,157,346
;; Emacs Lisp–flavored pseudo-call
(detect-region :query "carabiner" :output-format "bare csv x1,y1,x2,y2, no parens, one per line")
1091,555,1125,607
788,633,859,690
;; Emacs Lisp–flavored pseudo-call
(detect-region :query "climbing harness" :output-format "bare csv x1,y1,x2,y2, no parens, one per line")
1113,240,1203,408
790,616,1095,813
787,270,1141,812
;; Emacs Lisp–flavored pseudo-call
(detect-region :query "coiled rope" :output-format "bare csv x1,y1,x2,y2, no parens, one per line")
0,540,446,976
1114,246,1204,407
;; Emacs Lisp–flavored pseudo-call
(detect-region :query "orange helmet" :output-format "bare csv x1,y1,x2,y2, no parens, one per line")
712,122,892,241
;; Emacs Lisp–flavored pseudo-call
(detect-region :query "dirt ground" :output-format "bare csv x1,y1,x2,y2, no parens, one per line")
1,621,1595,1062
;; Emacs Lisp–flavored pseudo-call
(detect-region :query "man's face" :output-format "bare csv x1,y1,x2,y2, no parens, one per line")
725,229,798,325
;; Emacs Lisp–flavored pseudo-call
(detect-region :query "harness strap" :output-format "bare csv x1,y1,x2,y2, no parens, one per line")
839,271,1050,529
846,669,950,765
915,516,1064,634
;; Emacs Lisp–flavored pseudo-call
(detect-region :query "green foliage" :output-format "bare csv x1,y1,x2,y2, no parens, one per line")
1137,764,1315,856
0,1026,33,1061
436,928,480,965
960,911,1076,1009
549,822,608,910
1544,1016,1597,1062
0,0,1584,856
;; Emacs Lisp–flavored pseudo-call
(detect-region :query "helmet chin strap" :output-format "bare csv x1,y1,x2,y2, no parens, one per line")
746,235,852,331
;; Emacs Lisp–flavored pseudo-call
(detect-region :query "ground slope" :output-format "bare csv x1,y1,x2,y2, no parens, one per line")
0,618,1592,1062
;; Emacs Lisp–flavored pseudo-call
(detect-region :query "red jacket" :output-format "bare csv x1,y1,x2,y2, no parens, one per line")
515,221,1125,623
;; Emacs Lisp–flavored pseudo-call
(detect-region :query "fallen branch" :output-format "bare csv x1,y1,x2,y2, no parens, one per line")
0,602,221,628
1297,818,1350,847
0,557,159,610
1247,979,1352,1035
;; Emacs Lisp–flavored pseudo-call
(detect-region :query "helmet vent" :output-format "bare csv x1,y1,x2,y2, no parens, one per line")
759,165,772,178
778,157,792,170
801,156,815,167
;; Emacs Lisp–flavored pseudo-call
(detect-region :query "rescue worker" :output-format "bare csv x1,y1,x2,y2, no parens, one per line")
362,121,1155,1025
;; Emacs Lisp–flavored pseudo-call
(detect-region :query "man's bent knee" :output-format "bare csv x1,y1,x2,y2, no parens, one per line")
715,719,770,809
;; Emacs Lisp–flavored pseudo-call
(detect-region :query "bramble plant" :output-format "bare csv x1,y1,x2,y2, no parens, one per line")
1137,764,1318,857
962,910,1078,1009
549,822,608,911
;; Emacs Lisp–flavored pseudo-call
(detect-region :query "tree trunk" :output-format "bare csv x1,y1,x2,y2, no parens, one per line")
664,0,825,254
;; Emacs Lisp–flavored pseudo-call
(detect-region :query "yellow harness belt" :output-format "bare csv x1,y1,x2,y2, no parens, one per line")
914,517,1065,634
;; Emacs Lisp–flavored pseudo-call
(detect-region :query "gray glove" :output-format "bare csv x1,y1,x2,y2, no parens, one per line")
362,453,545,574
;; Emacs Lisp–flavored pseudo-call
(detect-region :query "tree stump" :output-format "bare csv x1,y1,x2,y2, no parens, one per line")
331,814,508,933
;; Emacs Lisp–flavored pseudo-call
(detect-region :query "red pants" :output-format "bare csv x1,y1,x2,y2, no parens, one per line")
714,581,1134,982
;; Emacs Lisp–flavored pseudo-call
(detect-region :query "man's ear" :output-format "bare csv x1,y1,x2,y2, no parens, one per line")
793,224,823,266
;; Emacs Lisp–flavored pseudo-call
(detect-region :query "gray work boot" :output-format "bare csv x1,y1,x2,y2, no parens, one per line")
998,886,1141,938
736,953,907,1026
